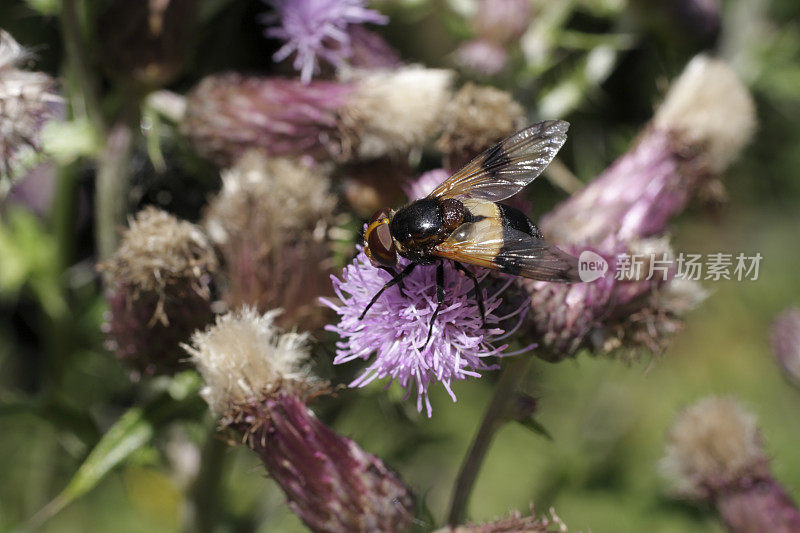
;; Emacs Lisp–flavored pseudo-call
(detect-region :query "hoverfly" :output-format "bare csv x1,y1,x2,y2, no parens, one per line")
361,120,580,346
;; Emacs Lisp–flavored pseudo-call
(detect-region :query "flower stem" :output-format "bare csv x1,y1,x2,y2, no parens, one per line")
447,354,532,525
95,120,135,261
184,429,227,533
61,0,105,135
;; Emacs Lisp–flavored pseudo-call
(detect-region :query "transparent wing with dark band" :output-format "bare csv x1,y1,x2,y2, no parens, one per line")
433,220,580,282
428,120,569,202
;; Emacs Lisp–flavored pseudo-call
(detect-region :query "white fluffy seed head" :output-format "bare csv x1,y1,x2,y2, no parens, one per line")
654,55,756,173
184,307,314,414
339,66,454,159
660,397,767,498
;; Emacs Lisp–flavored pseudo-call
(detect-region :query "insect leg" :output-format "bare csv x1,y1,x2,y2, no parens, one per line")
453,261,486,329
421,262,446,351
359,263,417,320
378,265,408,297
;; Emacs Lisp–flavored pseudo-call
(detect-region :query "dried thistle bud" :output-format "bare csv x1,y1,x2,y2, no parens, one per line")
181,74,354,166
185,308,416,533
337,66,453,161
661,397,768,498
769,307,800,389
653,55,754,174
98,0,197,87
544,55,755,246
437,507,568,533
99,207,217,378
0,30,62,196
525,56,754,361
436,83,525,169
204,151,336,329
182,66,452,166
660,397,800,532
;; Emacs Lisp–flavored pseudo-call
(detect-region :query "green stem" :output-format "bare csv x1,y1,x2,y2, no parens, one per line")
446,355,531,526
42,165,79,392
184,428,228,533
95,120,135,261
61,0,105,135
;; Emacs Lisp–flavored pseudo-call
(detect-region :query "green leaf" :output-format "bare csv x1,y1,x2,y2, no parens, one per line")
41,118,101,164
517,417,554,441
29,407,154,527
0,209,65,316
29,382,208,527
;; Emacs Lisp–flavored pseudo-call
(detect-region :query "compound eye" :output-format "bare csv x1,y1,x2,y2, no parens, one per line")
369,207,392,225
367,222,397,267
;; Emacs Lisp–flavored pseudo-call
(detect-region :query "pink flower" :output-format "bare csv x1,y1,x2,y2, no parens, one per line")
264,0,388,83
322,249,530,417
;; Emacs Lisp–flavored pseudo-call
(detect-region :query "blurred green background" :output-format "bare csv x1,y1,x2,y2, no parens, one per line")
1,0,800,531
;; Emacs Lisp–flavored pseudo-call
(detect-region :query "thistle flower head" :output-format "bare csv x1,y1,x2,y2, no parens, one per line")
0,30,62,196
769,307,800,388
184,307,316,414
102,206,217,298
322,250,529,416
661,397,800,532
660,397,768,499
186,307,415,532
100,207,217,377
264,0,388,83
436,83,525,169
204,152,336,328
525,56,753,360
181,73,353,165
543,55,755,246
653,55,755,173
338,66,453,161
205,151,335,248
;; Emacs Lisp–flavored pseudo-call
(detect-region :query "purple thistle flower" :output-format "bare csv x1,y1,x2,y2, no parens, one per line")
264,0,389,83
321,249,530,417
523,56,754,361
402,168,449,201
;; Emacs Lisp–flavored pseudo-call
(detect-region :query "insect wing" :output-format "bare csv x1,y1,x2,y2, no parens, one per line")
433,216,580,282
428,120,569,202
